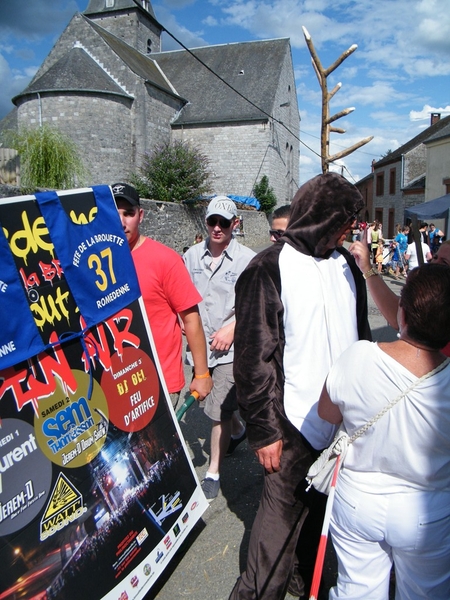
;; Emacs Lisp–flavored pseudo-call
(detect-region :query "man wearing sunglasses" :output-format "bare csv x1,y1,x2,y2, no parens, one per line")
184,196,255,500
269,204,291,242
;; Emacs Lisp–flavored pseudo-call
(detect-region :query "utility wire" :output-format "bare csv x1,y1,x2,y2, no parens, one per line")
142,10,322,159
134,0,372,166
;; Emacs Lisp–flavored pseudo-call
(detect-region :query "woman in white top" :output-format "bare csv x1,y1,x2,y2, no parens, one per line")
319,264,450,599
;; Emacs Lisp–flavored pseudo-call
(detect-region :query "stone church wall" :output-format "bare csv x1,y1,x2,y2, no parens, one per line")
0,185,270,253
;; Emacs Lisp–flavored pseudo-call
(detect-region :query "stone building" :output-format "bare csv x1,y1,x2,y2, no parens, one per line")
356,113,450,236
3,0,300,204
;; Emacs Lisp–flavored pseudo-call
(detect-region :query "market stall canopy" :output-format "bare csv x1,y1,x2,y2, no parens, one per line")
404,193,450,237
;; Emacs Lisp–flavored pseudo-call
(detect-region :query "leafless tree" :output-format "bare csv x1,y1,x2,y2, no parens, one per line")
302,26,373,174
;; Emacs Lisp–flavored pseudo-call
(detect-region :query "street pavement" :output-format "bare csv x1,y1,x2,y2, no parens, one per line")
147,257,404,600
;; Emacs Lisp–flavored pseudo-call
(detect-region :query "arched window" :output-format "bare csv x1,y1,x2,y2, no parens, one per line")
147,39,152,54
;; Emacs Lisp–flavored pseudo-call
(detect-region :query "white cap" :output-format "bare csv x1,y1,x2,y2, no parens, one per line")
206,196,237,220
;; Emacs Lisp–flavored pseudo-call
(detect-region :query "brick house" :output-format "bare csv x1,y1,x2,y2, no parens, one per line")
1,0,299,204
359,113,450,236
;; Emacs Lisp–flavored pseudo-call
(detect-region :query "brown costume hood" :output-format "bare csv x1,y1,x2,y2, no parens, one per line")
282,172,364,258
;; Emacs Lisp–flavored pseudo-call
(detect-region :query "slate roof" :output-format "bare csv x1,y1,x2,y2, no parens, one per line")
152,39,290,125
375,114,450,167
87,18,179,98
84,0,158,21
424,120,450,144
12,46,132,103
403,175,426,191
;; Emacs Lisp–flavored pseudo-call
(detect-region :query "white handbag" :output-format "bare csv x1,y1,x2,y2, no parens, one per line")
306,358,450,495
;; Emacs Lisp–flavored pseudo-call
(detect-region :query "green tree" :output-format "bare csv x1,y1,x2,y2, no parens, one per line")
253,175,277,214
131,140,212,203
6,124,87,189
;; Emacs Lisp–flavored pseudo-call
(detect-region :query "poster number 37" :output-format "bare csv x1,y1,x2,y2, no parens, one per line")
0,186,208,600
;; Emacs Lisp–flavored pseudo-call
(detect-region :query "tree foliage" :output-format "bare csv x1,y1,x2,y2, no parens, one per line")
253,175,277,214
131,140,212,203
6,124,87,189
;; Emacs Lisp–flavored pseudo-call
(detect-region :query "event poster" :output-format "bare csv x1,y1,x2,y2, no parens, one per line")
0,187,208,600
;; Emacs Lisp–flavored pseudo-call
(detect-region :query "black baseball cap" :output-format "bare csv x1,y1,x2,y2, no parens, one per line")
111,182,140,206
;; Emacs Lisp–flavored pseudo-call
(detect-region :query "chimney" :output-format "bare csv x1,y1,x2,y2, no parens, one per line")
431,113,441,126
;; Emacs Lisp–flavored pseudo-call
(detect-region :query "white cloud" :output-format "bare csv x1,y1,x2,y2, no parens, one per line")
340,81,410,108
157,6,208,50
410,104,450,121
0,53,30,118
203,15,218,26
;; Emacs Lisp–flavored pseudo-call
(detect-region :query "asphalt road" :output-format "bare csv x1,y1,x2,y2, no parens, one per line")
146,263,404,600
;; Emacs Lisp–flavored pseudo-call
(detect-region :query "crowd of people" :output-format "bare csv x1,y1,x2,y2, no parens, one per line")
350,218,446,280
111,177,450,599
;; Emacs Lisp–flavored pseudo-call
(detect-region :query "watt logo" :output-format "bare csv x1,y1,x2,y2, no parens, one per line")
40,472,86,540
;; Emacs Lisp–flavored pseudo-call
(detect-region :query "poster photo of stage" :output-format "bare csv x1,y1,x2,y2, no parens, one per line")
0,187,208,600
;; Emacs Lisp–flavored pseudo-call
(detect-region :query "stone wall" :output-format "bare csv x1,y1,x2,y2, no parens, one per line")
0,185,270,252
139,198,269,252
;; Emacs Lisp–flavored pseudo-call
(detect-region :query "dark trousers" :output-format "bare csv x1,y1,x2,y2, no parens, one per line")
229,422,327,600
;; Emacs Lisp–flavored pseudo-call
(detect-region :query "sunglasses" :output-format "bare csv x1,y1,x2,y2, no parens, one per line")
206,216,233,229
269,229,285,240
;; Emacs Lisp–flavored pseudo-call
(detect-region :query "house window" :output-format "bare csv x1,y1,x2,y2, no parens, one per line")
106,0,114,7
147,39,152,53
389,168,396,194
444,178,450,194
376,173,384,196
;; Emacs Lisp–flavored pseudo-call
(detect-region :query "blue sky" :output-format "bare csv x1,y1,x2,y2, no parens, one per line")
0,0,449,184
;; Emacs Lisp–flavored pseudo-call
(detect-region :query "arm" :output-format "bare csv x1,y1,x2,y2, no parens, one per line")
349,241,399,329
234,252,285,457
210,321,235,352
179,306,213,400
317,382,342,424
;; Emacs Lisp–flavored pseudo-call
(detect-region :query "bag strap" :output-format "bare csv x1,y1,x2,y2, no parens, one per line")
348,357,450,444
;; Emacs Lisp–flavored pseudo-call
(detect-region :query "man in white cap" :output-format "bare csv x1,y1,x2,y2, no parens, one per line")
184,196,255,500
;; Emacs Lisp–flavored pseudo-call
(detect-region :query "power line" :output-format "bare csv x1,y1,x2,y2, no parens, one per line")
156,21,323,158
136,1,372,169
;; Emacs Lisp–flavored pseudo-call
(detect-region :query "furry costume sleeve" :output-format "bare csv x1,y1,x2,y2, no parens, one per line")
234,244,286,450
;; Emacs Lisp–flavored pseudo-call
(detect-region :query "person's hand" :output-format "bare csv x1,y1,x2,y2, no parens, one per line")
255,439,283,473
209,322,235,352
189,375,213,401
349,240,372,274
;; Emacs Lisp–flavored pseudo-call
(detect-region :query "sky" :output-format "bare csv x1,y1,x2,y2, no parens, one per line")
0,0,449,185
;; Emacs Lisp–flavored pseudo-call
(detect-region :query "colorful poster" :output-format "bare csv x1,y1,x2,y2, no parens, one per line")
0,187,208,600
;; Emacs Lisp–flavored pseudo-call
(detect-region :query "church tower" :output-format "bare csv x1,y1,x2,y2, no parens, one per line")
83,0,163,54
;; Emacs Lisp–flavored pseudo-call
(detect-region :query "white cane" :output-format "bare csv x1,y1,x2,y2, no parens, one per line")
308,454,341,600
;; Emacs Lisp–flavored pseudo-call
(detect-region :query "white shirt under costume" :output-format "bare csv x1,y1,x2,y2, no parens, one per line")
327,340,450,493
280,243,358,450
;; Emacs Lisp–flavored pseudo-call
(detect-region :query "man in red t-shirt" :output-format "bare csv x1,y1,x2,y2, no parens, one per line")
112,183,212,407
